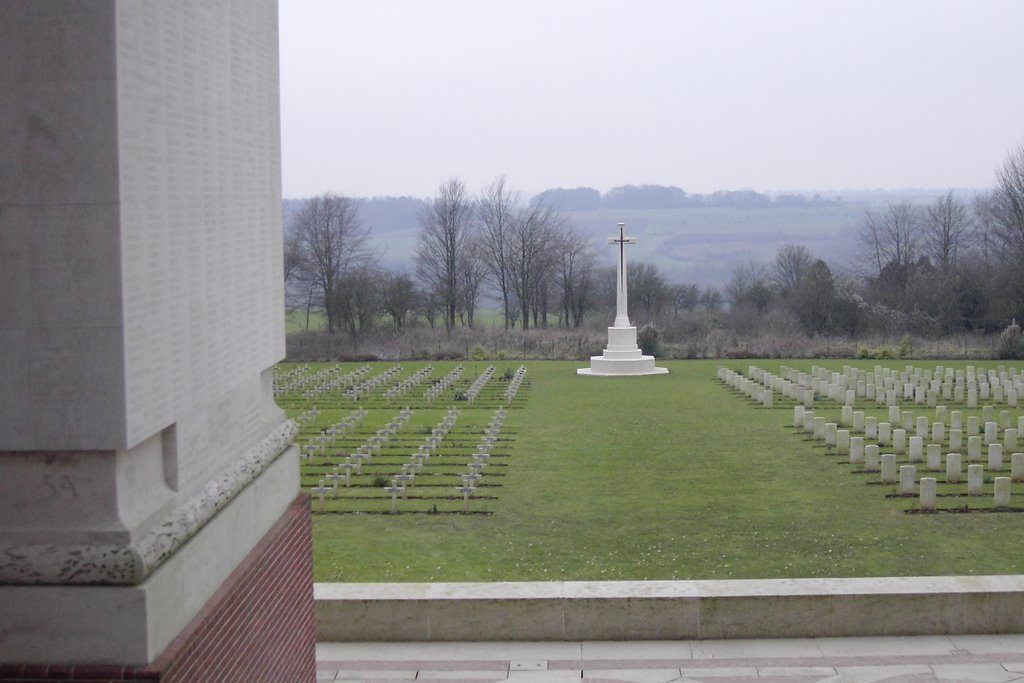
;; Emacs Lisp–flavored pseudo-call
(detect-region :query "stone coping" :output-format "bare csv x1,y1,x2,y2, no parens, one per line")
315,576,1024,641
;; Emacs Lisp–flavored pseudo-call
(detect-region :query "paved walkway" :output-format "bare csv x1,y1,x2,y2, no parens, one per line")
317,634,1024,682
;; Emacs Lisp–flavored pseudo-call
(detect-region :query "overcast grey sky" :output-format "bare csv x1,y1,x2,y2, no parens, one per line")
279,1,1024,200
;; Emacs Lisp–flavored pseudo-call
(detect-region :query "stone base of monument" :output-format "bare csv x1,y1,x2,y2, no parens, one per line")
577,326,669,376
0,447,314,681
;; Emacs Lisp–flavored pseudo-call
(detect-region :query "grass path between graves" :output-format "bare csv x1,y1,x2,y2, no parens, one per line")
310,359,1024,582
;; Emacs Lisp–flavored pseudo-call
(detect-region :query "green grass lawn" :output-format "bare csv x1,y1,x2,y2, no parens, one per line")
279,359,1024,582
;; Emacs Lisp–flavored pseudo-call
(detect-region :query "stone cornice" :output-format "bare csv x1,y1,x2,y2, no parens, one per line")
0,419,298,586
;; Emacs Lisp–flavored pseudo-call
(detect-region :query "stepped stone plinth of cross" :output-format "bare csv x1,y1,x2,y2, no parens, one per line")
578,222,668,377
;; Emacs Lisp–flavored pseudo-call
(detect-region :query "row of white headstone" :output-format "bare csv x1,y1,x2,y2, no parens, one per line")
465,365,495,402
766,363,1023,409
915,472,1014,511
456,406,508,512
426,365,465,401
299,407,369,459
383,365,433,400
720,364,1024,509
275,363,371,399
345,365,403,401
504,366,528,404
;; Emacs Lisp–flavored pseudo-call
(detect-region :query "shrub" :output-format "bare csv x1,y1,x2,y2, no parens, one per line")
998,319,1023,359
469,345,488,361
638,322,660,356
372,475,389,487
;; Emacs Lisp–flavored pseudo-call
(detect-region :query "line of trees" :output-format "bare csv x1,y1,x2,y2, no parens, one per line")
284,142,1024,355
719,143,1024,346
531,184,840,211
285,176,623,339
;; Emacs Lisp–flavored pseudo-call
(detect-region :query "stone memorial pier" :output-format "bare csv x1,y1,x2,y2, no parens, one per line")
0,2,312,679
578,223,668,376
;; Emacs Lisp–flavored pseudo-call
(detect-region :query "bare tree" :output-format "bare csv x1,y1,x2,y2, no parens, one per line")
477,176,518,329
332,265,381,340
858,201,921,279
700,286,723,312
922,191,972,272
415,178,475,334
554,225,596,328
292,193,372,333
509,202,559,330
772,243,815,297
283,228,304,285
991,142,1024,257
669,282,701,314
381,270,417,331
628,262,669,320
457,236,487,328
725,260,773,311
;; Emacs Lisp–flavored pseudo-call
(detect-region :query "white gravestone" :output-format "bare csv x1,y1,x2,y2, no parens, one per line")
967,464,984,496
1013,453,1024,483
881,454,898,484
899,465,917,495
919,477,937,511
946,453,962,483
994,476,1012,509
864,444,880,472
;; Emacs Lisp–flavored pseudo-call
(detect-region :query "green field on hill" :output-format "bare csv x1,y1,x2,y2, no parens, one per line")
277,359,1024,582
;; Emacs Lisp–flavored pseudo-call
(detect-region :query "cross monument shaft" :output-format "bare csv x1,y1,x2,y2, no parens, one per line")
608,222,636,328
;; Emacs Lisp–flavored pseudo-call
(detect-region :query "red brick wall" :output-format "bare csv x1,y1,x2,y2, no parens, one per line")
0,494,315,683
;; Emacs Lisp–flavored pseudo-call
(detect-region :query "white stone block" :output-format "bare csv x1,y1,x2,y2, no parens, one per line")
985,421,999,445
968,435,982,462
1005,428,1018,452
813,416,826,440
837,429,850,455
908,436,923,462
967,416,979,436
968,464,984,496
951,410,963,430
840,405,853,427
824,421,837,446
946,452,962,483
881,454,897,484
852,410,865,433
949,428,963,452
919,477,937,511
994,476,1011,509
1012,453,1024,483
878,422,891,446
850,436,864,464
926,444,942,471
864,444,880,471
793,405,805,428
902,410,914,431
888,405,901,424
893,428,907,454
989,443,1004,471
899,464,916,495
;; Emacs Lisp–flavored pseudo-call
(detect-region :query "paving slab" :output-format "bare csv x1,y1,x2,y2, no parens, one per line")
317,635,1024,683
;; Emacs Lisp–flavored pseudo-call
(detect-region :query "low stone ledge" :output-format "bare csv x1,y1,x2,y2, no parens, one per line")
315,576,1024,641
